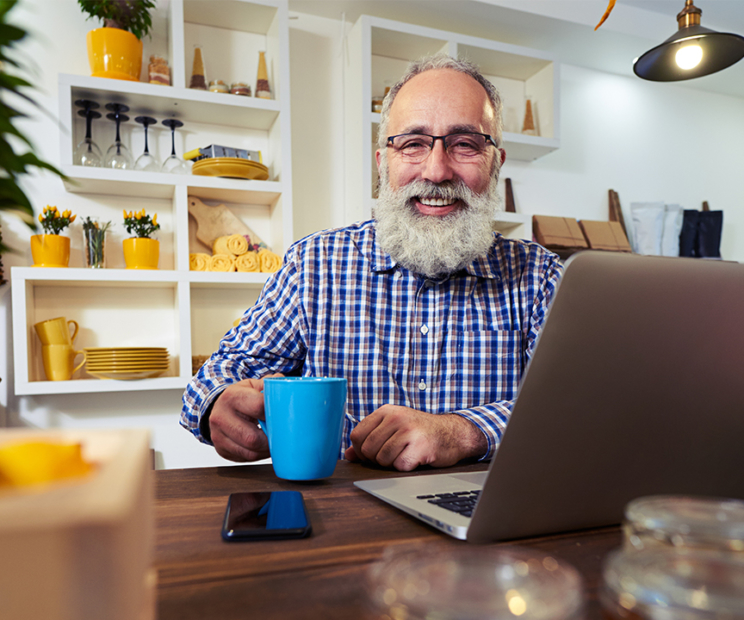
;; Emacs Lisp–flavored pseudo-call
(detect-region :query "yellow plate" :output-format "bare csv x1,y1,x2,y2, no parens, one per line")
84,347,168,353
87,369,167,380
192,157,269,180
86,362,170,370
85,353,169,360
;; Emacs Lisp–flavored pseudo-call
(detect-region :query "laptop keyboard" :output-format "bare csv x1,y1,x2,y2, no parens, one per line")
416,490,480,518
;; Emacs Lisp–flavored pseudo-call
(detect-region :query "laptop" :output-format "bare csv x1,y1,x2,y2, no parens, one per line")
354,251,744,542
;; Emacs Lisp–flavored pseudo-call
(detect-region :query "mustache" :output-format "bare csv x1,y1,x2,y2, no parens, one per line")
396,178,476,204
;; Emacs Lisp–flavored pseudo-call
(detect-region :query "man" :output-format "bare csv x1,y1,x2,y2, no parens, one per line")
181,54,562,471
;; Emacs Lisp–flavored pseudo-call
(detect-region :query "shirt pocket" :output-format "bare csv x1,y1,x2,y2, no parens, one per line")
439,329,524,404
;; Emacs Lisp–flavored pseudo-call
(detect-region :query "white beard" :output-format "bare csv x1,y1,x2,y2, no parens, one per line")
374,164,501,278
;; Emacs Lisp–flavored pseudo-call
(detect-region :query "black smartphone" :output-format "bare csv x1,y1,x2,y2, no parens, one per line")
221,490,312,541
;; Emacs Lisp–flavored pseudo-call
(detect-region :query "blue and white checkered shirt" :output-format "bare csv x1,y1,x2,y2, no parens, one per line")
181,220,562,461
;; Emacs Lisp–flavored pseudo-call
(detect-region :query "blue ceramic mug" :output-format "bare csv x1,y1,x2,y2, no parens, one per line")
262,377,347,480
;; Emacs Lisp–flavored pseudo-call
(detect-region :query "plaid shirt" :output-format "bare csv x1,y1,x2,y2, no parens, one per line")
181,220,562,460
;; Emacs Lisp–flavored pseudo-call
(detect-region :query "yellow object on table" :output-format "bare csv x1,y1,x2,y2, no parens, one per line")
259,248,282,273
236,251,260,272
0,441,93,488
213,234,248,257
189,252,210,271
208,253,235,272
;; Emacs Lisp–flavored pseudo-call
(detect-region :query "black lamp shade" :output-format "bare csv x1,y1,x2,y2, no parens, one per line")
634,24,744,81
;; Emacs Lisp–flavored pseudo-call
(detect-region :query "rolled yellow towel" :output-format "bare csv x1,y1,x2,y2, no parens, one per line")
236,251,260,272
208,254,236,272
213,234,249,257
259,248,282,273
189,253,210,271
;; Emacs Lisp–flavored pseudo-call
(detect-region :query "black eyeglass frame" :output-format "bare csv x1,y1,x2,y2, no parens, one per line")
385,132,500,154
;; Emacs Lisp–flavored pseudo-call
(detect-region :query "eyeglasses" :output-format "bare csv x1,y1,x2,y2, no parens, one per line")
386,132,499,163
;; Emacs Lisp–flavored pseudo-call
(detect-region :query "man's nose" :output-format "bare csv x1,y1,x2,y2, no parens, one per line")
420,139,455,184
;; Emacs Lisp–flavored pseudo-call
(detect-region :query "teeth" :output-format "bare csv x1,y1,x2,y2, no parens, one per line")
418,197,456,207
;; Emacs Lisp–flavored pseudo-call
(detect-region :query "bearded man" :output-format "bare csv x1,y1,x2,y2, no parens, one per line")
181,55,562,471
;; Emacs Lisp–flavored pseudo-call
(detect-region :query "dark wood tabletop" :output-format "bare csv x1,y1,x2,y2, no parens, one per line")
154,461,622,619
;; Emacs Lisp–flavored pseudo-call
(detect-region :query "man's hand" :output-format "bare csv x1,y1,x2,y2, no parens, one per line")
209,375,283,462
344,404,487,471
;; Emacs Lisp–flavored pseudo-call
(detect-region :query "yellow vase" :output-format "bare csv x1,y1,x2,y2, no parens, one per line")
30,235,70,268
86,27,143,81
123,237,159,270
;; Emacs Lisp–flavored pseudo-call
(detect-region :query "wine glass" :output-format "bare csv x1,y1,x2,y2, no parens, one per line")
103,102,133,169
73,99,103,167
134,116,160,172
161,118,189,174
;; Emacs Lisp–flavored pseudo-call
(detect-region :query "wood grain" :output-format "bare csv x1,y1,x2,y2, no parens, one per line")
154,462,622,619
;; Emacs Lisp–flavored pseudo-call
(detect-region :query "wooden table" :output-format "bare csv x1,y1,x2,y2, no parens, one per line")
155,461,622,619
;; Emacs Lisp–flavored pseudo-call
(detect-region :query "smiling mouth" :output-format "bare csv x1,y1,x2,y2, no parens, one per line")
417,197,458,207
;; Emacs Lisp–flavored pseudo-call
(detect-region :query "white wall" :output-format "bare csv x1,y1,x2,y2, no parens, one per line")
2,0,743,468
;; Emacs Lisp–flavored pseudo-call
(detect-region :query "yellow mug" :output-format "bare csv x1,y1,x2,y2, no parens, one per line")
41,344,86,381
34,317,79,346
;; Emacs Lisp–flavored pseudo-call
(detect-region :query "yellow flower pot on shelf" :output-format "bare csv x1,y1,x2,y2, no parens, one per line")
30,234,70,268
123,237,159,270
86,27,142,81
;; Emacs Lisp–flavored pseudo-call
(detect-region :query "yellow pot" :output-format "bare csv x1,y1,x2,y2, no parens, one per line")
30,235,70,268
123,237,159,270
86,27,142,81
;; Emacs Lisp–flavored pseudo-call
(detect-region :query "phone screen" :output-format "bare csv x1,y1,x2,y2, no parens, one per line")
221,490,312,541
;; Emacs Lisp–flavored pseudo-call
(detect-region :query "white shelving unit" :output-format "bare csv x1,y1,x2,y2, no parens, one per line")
344,15,559,238
11,0,292,396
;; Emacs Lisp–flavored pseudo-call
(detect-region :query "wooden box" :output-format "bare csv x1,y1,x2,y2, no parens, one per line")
0,428,154,620
532,215,588,249
579,220,632,252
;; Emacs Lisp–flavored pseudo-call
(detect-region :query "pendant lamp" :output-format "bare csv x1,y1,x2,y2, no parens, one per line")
633,0,744,81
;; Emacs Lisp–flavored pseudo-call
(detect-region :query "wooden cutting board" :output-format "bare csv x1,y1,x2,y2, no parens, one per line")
188,196,268,249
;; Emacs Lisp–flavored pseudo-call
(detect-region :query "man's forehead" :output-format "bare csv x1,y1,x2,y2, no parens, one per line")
388,69,495,133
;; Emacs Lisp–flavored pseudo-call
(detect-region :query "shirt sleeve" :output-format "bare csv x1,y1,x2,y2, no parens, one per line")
452,252,564,460
180,248,308,444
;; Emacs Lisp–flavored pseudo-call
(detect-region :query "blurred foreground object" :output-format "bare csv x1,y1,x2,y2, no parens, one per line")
0,428,154,620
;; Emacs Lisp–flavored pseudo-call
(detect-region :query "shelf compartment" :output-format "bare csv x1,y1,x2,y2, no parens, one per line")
15,376,189,396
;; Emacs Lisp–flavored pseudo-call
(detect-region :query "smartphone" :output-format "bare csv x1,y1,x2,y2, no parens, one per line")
221,490,312,541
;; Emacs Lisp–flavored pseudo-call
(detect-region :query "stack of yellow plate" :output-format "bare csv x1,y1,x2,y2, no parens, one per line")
191,157,270,180
84,347,169,380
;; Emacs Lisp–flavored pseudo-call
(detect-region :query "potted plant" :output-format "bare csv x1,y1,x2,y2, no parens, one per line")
31,206,77,268
122,208,160,269
78,0,156,82
0,1,66,255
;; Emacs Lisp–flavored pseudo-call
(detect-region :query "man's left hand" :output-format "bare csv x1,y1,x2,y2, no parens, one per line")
344,404,487,471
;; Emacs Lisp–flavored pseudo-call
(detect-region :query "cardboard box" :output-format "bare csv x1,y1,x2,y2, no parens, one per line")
579,220,632,252
532,215,588,249
0,428,154,620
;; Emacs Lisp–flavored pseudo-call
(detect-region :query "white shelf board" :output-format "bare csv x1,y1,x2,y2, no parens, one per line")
184,0,279,34
62,74,281,130
12,267,183,286
189,271,271,288
62,165,283,205
14,376,189,396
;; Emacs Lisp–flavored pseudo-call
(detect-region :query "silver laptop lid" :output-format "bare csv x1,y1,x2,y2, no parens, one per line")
468,251,744,542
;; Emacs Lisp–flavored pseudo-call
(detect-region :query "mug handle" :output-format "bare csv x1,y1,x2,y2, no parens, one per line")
72,350,86,375
68,320,79,345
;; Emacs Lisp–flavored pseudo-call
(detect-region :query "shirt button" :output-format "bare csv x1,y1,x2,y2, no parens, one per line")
420,324,429,335
395,271,402,279
418,381,427,391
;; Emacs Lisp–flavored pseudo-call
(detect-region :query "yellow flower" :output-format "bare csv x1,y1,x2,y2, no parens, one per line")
38,213,43,223
135,212,142,220
62,209,70,218
123,210,129,219
152,214,158,226
52,206,59,213
69,214,76,223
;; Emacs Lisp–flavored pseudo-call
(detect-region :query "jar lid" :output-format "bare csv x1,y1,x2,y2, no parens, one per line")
604,548,744,616
208,80,227,86
366,544,583,620
231,82,248,88
625,495,744,550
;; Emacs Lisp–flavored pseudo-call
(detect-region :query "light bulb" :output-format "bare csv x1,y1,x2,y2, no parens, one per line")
676,44,703,70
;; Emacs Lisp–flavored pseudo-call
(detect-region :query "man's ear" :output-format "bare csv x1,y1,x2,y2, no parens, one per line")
375,149,382,172
498,148,506,167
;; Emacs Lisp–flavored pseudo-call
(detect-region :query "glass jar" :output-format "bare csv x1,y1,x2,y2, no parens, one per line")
602,548,744,620
366,544,583,620
230,82,251,96
624,495,744,555
208,80,229,93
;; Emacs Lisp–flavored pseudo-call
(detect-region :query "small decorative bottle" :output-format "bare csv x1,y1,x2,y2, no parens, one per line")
255,51,272,99
190,46,207,90
522,97,537,136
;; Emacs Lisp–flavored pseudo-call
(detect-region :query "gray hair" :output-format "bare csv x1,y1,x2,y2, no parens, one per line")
376,54,503,149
